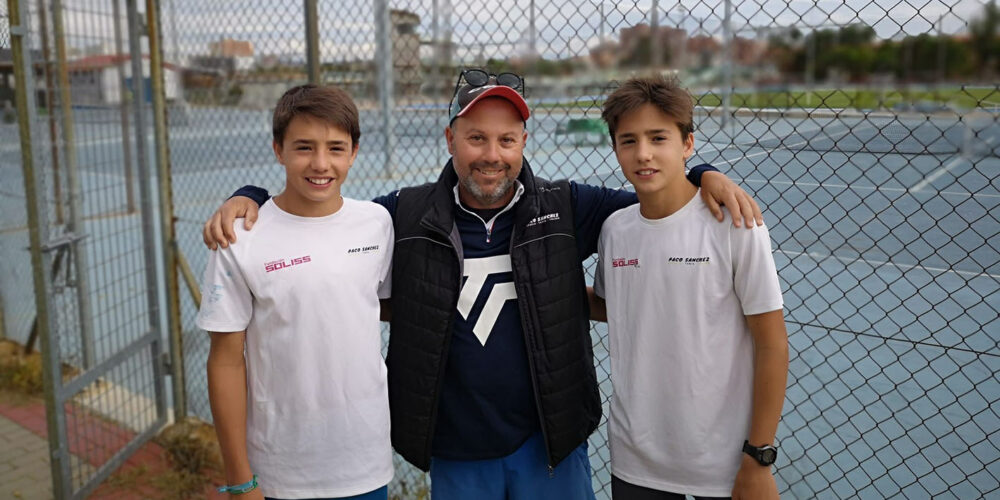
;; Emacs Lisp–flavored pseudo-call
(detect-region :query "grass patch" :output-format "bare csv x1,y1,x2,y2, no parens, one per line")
0,340,81,396
105,464,212,500
101,418,224,499
695,87,999,110
538,87,1000,111
156,417,223,475
0,340,44,395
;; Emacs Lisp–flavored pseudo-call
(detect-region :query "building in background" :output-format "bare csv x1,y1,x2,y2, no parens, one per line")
65,54,182,104
390,9,423,98
208,38,255,72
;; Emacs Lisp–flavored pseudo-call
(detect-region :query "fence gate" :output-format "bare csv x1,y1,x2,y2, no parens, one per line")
7,0,170,497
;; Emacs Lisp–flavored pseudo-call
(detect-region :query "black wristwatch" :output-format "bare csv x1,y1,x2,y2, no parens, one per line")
742,440,778,466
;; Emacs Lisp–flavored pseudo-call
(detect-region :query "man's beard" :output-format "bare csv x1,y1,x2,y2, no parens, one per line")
459,162,516,206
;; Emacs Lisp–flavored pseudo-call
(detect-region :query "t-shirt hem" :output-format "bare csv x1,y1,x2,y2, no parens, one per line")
195,320,248,333
612,467,732,498
741,300,784,316
260,469,393,499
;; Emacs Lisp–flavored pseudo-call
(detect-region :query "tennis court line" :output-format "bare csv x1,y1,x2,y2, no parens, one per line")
774,248,1000,280
0,127,267,153
711,124,868,166
741,178,1000,201
909,135,998,193
555,125,849,182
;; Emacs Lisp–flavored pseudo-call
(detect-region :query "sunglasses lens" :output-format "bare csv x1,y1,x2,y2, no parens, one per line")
464,69,489,87
496,73,521,89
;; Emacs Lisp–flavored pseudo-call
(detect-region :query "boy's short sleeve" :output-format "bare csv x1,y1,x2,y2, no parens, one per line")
377,214,394,299
594,227,608,299
195,243,253,333
731,223,784,316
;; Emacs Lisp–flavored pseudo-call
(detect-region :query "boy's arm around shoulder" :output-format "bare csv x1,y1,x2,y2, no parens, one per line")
570,182,636,260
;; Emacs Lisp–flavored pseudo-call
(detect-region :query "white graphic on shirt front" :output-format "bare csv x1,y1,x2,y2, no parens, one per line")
457,255,517,346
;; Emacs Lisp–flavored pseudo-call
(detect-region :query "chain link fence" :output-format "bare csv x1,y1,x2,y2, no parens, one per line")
1,0,171,497
165,0,999,498
3,0,996,498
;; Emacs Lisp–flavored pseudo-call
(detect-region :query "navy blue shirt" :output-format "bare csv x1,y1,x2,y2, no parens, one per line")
233,164,716,460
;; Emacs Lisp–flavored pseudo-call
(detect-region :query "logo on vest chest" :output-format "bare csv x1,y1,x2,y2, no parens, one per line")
458,255,518,347
525,212,560,228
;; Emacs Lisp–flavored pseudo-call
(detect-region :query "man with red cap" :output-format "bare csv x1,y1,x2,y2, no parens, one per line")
202,69,762,499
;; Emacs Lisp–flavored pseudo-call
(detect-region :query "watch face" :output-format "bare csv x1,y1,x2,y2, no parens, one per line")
760,448,777,464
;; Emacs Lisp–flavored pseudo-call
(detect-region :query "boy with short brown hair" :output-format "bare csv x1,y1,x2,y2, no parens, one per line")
198,84,393,500
593,75,789,500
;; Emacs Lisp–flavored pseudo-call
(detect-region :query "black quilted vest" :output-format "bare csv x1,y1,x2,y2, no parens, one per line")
386,159,601,471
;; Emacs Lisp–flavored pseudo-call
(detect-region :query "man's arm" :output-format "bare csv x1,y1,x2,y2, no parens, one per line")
699,170,763,229
203,188,401,250
731,309,788,500
202,186,270,250
207,331,263,499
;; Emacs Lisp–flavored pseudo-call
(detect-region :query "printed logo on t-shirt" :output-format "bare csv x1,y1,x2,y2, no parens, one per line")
264,255,312,273
612,257,640,268
457,255,517,346
667,256,711,265
347,244,380,254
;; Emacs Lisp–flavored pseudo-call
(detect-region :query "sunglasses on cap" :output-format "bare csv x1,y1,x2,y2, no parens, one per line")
449,68,528,122
457,68,524,92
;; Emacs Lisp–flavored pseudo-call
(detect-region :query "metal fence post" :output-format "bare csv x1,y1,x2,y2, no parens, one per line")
722,0,733,135
0,292,5,340
650,0,660,69
125,0,164,386
52,0,96,370
35,0,63,225
7,0,71,495
374,0,396,178
113,0,138,213
305,0,321,84
146,0,183,422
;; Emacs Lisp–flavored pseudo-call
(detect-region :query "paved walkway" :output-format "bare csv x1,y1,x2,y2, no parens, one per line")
0,411,54,500
0,395,224,499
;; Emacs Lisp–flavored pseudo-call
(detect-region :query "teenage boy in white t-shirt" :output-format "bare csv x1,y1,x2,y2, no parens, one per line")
590,75,789,500
196,84,394,500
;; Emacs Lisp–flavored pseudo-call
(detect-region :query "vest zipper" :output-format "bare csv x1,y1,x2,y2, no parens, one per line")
511,222,556,472
419,219,462,469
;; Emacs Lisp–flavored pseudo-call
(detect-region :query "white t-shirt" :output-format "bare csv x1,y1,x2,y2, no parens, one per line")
196,198,394,499
595,191,784,497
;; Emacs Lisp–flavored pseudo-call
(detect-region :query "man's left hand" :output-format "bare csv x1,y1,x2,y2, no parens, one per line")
732,455,779,500
700,171,763,228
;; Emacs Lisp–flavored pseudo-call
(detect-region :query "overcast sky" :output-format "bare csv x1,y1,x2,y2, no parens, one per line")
5,0,992,63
